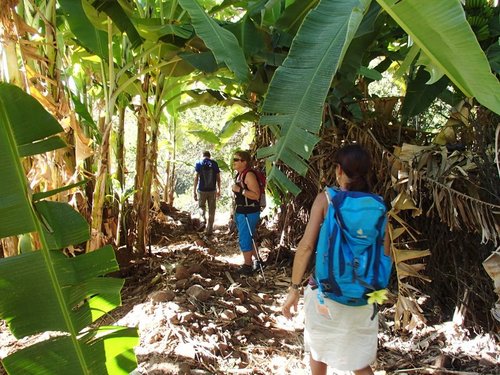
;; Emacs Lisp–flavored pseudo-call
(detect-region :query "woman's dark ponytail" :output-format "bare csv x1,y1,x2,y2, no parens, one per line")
333,144,372,192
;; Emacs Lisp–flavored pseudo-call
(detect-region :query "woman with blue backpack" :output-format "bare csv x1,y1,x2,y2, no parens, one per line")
282,144,392,375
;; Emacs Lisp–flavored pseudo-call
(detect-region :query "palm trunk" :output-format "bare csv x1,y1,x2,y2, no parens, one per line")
1,237,18,258
43,1,58,101
135,73,165,254
129,106,147,250
88,119,112,251
168,163,176,205
163,159,172,202
164,156,176,205
135,126,158,254
114,104,126,247
0,3,25,88
88,19,116,251
163,161,176,206
163,114,177,205
0,4,26,257
0,37,24,88
116,104,126,189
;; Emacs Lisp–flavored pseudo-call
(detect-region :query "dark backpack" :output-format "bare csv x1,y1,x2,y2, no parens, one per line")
240,168,267,209
315,187,392,307
199,159,217,191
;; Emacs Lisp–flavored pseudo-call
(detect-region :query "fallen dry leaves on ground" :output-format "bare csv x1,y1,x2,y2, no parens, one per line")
0,212,498,374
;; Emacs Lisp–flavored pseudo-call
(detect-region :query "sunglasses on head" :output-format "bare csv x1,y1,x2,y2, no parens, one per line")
233,158,243,162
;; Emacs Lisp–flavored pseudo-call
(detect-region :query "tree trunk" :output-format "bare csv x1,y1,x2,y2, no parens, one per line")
0,3,25,88
163,115,177,205
1,237,18,258
88,116,111,251
43,1,58,102
0,5,27,258
164,159,177,205
113,103,126,247
135,121,158,255
163,159,172,202
135,85,163,253
129,106,147,251
116,104,126,189
0,37,24,88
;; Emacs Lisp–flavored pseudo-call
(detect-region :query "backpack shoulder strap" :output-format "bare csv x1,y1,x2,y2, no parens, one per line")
316,186,344,305
324,187,333,204
241,168,261,187
238,168,249,184
240,168,251,179
326,187,348,228
324,186,339,203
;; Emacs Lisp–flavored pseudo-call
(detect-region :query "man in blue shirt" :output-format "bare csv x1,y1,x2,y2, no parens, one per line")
193,151,221,235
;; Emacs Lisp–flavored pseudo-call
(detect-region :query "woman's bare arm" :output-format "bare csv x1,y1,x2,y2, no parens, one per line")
242,171,260,201
282,192,328,319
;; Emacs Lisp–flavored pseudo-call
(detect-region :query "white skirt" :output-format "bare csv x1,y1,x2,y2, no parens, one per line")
303,286,378,371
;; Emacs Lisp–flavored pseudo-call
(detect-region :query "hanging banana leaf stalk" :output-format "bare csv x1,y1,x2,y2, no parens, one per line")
0,83,138,375
258,0,371,196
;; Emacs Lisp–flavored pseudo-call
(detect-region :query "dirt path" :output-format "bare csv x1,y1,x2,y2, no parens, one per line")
0,213,498,374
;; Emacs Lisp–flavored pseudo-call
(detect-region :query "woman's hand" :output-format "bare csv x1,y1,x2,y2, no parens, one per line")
231,184,241,193
282,289,300,319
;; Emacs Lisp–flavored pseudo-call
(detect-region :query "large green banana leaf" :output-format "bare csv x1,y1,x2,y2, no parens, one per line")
178,0,250,82
90,0,144,48
377,0,500,115
224,17,268,58
258,0,371,195
275,0,320,36
401,68,450,123
259,0,500,196
58,0,108,60
0,83,138,375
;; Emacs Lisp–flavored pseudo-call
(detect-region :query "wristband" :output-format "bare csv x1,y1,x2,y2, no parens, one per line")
242,189,246,195
290,283,301,291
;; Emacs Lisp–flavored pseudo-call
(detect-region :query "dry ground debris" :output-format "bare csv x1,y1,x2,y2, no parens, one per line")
0,213,498,374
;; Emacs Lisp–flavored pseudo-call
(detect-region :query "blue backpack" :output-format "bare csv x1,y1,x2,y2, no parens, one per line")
315,187,392,307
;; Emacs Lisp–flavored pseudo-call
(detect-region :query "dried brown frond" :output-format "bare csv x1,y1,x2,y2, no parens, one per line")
0,1,18,34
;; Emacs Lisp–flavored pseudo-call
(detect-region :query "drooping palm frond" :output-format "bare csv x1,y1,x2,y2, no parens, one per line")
258,0,371,196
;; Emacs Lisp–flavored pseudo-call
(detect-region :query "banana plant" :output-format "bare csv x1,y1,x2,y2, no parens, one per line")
0,83,138,374
258,0,371,196
259,0,500,196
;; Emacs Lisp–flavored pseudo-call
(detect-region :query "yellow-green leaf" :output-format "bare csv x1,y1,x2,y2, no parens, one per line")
367,289,388,304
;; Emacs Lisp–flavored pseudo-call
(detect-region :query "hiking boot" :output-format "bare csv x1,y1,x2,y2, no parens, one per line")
238,264,254,276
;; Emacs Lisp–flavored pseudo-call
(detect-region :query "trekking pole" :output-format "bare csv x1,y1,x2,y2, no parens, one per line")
244,214,266,282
